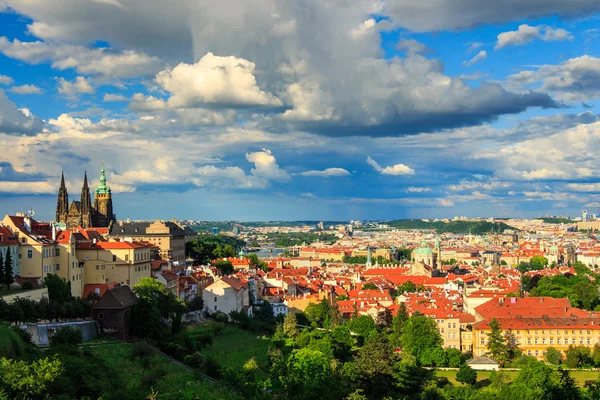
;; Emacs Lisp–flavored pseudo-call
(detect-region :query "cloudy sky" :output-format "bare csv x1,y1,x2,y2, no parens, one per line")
0,1,599,221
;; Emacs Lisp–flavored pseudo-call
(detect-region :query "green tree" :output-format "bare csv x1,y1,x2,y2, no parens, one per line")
50,326,83,347
362,282,378,290
347,315,376,338
400,315,443,364
44,274,72,303
283,312,298,338
214,260,234,275
0,253,4,292
3,250,13,292
545,347,563,365
353,333,398,398
394,354,433,395
486,318,509,366
130,340,155,373
456,364,477,385
447,348,464,368
390,303,409,347
281,348,336,400
397,281,417,294
565,345,593,368
0,357,63,399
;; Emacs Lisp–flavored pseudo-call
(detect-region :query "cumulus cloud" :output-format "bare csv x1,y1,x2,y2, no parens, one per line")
383,0,600,32
0,75,13,85
366,156,415,175
299,168,350,177
395,39,431,55
246,149,290,181
0,37,162,80
406,187,431,193
508,56,600,101
102,93,128,102
155,53,282,109
463,50,487,67
0,89,44,135
495,24,572,49
57,76,95,99
9,84,43,94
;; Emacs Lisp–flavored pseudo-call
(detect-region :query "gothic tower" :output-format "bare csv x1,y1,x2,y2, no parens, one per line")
93,162,115,227
56,171,68,223
80,171,93,228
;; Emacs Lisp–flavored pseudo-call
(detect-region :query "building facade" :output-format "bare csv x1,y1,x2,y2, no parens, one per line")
56,163,115,229
110,220,186,262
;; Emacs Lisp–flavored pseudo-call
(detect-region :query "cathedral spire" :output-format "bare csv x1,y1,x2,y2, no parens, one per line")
60,171,66,189
83,171,89,190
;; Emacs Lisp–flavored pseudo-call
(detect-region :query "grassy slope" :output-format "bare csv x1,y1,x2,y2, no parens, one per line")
89,342,238,400
199,323,272,370
0,324,24,357
435,369,599,387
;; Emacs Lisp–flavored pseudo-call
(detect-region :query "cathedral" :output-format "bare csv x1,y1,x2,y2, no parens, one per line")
56,163,116,229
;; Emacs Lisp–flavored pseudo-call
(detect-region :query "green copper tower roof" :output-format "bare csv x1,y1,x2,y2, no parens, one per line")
95,162,111,195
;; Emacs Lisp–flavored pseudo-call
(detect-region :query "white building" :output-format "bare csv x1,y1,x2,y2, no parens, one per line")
272,302,289,317
203,276,251,318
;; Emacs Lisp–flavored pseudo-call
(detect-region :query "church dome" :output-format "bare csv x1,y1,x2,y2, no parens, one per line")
413,239,433,255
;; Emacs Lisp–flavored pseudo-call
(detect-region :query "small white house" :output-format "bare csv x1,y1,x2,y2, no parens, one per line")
466,356,499,370
203,276,251,318
271,302,289,317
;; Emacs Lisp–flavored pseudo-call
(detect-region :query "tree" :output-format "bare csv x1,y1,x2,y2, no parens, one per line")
130,341,155,373
283,312,298,338
362,283,378,290
44,274,72,303
214,260,234,275
391,303,409,347
397,281,417,294
0,357,63,399
394,354,433,395
3,250,13,292
546,347,563,365
0,252,3,291
400,315,443,364
565,345,593,368
50,326,83,347
347,315,375,338
446,348,464,368
253,300,275,327
353,333,398,398
281,348,336,400
486,318,509,366
456,364,477,385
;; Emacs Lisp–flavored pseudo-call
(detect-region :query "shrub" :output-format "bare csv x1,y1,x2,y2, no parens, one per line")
20,281,34,290
50,326,83,347
545,347,563,365
214,311,229,323
456,364,477,385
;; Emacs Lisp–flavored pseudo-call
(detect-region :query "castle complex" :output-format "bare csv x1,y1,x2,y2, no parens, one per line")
55,163,115,228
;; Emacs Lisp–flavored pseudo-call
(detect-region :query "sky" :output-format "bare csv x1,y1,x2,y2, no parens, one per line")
0,1,600,221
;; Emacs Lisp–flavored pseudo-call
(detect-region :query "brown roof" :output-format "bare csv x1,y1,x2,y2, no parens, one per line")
93,286,138,310
220,276,247,291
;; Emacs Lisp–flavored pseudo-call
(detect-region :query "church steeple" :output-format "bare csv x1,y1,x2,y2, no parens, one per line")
81,171,91,216
56,171,68,222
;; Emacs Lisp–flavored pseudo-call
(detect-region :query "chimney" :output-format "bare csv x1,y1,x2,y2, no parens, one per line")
126,217,130,223
23,216,31,233
118,220,123,227
51,223,56,242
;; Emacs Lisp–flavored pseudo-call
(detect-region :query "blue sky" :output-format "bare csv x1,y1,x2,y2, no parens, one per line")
0,0,600,221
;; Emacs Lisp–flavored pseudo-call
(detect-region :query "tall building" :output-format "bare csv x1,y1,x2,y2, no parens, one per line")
56,163,116,229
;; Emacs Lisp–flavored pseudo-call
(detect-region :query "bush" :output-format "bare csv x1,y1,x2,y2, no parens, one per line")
20,281,34,290
456,364,477,385
545,347,563,365
214,311,229,323
184,351,207,369
50,326,83,347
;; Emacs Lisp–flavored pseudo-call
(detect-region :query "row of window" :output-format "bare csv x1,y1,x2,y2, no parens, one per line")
134,265,149,272
481,337,595,345
42,248,60,258
503,329,593,335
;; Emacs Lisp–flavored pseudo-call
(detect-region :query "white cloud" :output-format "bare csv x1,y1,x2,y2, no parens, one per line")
463,50,487,67
0,37,162,81
102,93,128,102
0,89,44,134
0,181,55,194
155,52,282,108
366,156,415,175
396,39,431,56
246,149,290,181
495,24,572,49
349,18,377,39
299,168,350,177
508,55,600,101
57,76,95,99
0,75,13,85
406,187,431,193
566,183,600,192
9,84,43,94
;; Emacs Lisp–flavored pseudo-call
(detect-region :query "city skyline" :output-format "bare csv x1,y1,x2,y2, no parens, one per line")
1,2,600,220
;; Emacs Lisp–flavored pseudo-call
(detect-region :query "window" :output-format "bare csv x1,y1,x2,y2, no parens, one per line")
56,248,60,257
214,296,217,302
214,305,217,311
550,338,554,344
125,255,129,262
55,264,60,271
98,313,104,319
588,338,591,344
113,255,117,262
480,338,485,344
558,338,562,344
27,250,32,259
535,350,539,356
96,265,99,270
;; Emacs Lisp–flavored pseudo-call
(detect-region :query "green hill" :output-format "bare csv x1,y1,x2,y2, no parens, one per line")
387,219,514,234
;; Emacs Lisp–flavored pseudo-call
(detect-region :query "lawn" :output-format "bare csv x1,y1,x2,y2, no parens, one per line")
435,369,600,387
194,322,273,370
89,342,240,400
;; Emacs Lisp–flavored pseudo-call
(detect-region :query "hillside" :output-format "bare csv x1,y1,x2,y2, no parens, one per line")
387,219,514,234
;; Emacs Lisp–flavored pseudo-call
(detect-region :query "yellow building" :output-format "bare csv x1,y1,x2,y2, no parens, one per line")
472,316,600,359
76,240,152,287
110,220,186,262
3,214,84,297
